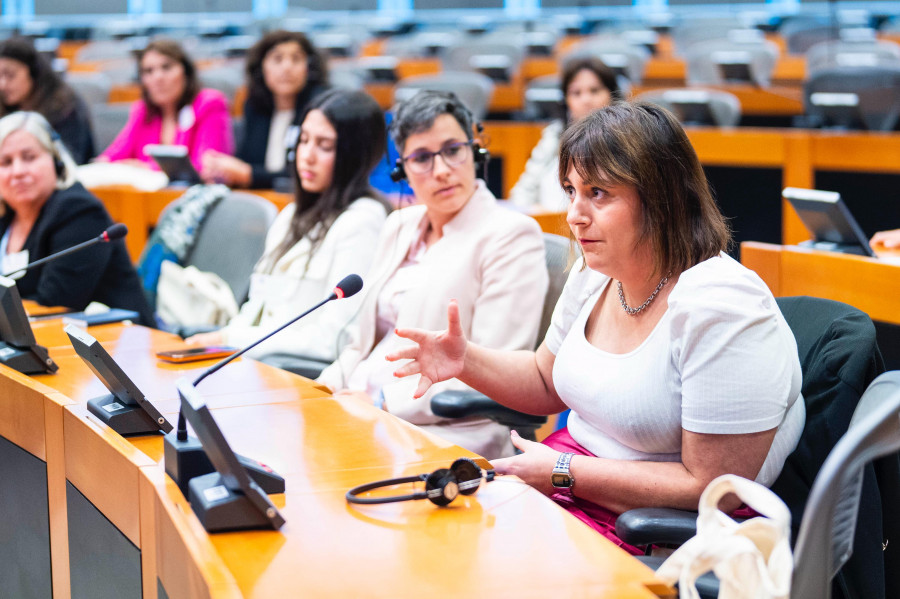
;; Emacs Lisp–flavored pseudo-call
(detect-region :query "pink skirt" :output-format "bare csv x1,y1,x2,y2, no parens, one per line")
542,428,760,555
541,428,645,556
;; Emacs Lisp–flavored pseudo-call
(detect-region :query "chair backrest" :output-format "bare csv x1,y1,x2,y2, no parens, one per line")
804,65,900,131
636,88,742,127
199,61,244,105
65,71,112,105
562,37,650,85
523,74,564,120
807,40,900,75
186,192,278,304
683,39,779,87
784,24,838,55
792,370,900,599
89,102,133,155
383,31,464,59
75,39,133,63
443,41,524,83
539,233,571,346
670,18,745,54
393,71,494,120
770,296,886,599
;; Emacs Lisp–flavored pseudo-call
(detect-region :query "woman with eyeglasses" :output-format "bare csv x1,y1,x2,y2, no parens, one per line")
385,103,803,551
317,90,548,460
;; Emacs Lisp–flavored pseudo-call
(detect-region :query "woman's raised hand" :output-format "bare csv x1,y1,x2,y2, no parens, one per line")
387,300,468,398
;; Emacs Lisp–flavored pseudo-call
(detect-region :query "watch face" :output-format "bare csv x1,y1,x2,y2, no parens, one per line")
551,473,573,489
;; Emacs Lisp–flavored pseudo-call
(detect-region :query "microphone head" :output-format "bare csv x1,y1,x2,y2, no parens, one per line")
334,274,363,299
102,223,128,242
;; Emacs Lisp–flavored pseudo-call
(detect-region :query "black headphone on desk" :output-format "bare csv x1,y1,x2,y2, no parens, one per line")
346,458,496,507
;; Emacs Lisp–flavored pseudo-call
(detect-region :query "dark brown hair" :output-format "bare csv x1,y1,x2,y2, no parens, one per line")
558,102,730,277
245,30,328,115
136,39,200,120
269,89,389,269
560,56,621,121
0,37,77,120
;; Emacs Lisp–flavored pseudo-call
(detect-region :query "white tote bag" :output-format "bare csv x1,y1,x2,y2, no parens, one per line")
156,261,239,329
655,474,793,599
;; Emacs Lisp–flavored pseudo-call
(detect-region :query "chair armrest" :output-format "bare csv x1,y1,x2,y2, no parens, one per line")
615,507,699,547
430,390,547,439
259,353,331,380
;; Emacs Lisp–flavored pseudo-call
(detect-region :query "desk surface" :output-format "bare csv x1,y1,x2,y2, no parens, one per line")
741,241,900,326
19,321,670,599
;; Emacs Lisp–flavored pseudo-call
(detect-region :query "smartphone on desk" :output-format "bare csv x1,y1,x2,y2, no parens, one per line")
156,346,237,363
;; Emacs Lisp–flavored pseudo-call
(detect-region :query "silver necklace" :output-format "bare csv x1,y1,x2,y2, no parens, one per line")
617,276,668,316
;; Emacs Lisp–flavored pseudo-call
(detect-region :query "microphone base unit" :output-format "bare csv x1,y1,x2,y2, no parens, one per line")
0,342,58,375
188,472,285,532
87,394,167,436
163,432,286,498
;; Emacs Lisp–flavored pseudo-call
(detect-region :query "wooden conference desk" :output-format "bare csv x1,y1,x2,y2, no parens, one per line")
0,318,671,599
481,124,900,246
741,241,900,326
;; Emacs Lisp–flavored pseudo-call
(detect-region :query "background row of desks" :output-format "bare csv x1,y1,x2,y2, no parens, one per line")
90,125,900,262
0,314,671,599
102,75,803,118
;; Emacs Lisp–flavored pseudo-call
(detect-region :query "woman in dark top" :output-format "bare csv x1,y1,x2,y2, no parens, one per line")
0,111,153,326
0,37,95,164
200,30,328,189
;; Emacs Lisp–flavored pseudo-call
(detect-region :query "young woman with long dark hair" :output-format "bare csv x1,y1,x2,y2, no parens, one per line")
186,89,389,361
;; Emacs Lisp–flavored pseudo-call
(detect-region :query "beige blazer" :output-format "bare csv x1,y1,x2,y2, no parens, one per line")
318,181,549,458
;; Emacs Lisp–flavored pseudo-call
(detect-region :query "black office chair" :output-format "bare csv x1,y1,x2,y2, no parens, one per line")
616,296,896,599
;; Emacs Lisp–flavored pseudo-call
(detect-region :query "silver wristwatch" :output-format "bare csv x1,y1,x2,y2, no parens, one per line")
551,452,575,494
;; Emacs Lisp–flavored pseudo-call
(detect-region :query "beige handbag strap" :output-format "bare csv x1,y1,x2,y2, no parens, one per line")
655,474,793,599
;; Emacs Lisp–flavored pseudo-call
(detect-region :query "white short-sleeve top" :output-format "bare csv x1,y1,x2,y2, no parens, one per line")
545,252,805,486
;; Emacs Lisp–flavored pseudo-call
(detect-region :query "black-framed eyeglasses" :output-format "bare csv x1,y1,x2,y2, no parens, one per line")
401,141,472,175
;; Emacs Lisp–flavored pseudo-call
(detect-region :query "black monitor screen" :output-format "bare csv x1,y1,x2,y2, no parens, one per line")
176,379,284,528
0,277,38,348
783,187,875,257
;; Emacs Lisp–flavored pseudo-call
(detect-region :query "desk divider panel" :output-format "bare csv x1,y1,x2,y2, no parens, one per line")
0,365,74,599
0,435,52,599
66,481,141,599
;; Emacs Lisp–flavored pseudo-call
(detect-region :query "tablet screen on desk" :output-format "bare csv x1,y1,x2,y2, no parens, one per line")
783,187,876,257
145,144,201,186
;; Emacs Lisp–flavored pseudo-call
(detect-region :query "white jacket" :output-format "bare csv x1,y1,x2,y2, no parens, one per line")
221,197,387,361
318,181,548,458
507,120,568,211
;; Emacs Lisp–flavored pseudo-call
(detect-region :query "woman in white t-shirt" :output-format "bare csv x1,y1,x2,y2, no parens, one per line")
186,89,389,361
387,102,804,553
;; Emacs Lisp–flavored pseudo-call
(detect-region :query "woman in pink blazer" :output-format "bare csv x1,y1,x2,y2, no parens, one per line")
98,39,233,171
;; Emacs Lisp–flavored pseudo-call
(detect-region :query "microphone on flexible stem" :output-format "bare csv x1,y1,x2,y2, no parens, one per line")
2,223,128,278
163,273,364,498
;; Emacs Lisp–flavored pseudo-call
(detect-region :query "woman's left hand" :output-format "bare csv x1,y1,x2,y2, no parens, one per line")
491,430,561,496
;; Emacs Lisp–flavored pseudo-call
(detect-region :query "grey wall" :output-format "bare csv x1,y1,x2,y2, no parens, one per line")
414,0,503,8
161,0,253,11
34,0,127,15
288,0,378,8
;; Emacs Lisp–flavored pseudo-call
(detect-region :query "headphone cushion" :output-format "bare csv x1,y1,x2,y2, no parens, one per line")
449,458,482,495
424,469,459,507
